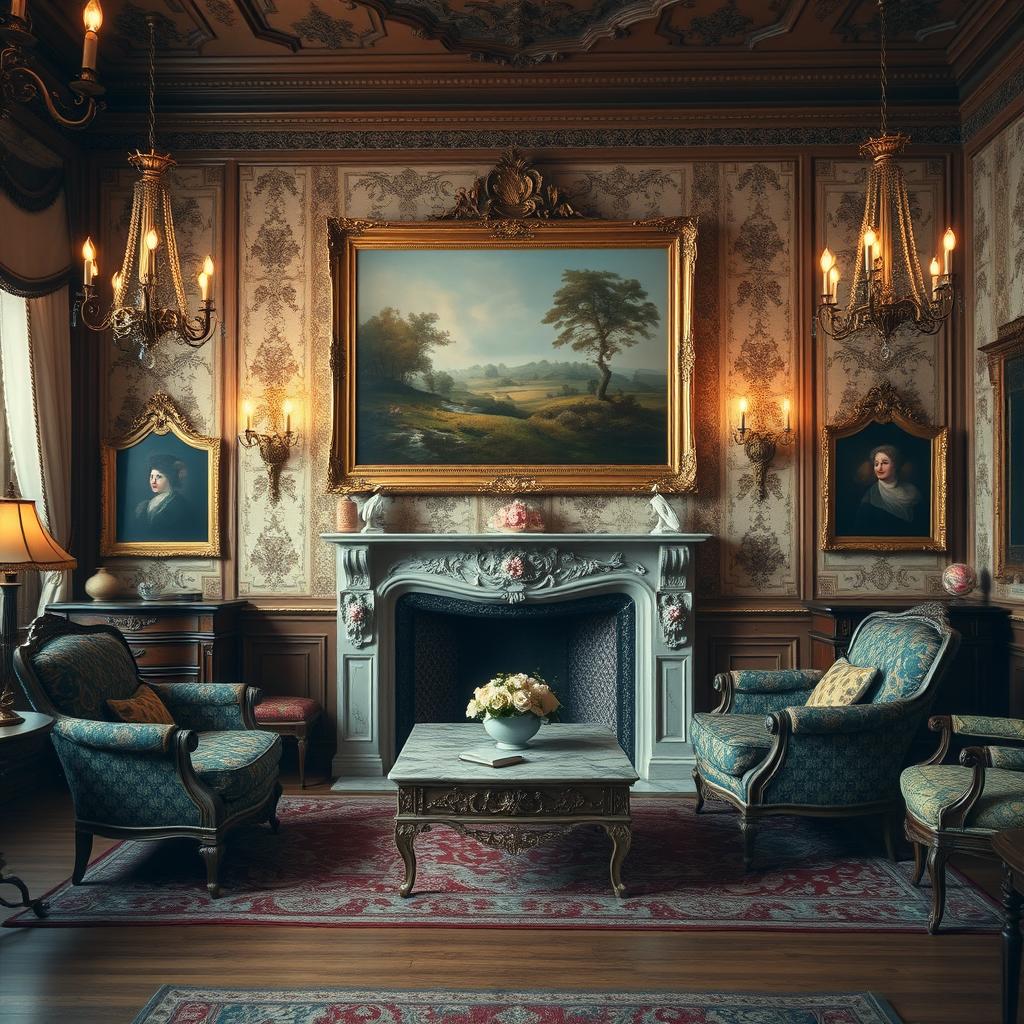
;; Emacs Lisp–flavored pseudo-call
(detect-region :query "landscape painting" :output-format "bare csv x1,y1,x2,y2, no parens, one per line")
328,219,697,494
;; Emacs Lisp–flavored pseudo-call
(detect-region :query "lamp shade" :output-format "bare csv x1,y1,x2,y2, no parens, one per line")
0,497,76,572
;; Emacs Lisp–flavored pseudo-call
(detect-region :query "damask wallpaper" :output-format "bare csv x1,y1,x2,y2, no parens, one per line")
97,153,949,601
972,112,1024,603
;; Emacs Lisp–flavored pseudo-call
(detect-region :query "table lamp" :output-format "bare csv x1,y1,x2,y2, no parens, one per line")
0,487,76,725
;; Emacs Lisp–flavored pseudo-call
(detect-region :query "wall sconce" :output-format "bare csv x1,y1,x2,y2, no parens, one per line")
238,398,299,503
733,397,795,502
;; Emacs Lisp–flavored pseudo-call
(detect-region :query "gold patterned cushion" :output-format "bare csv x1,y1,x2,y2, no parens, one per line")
106,684,176,725
805,658,878,708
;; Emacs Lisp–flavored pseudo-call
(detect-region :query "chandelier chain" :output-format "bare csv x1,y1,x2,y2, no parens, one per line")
878,0,887,135
146,17,157,153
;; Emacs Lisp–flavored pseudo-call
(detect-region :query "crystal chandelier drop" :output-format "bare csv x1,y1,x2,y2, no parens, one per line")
73,16,216,370
815,0,955,360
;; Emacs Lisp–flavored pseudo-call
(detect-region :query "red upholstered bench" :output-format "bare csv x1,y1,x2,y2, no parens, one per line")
254,697,322,789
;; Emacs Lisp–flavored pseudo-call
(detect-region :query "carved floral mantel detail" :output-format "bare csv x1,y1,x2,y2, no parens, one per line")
658,592,692,649
392,547,647,604
341,592,373,648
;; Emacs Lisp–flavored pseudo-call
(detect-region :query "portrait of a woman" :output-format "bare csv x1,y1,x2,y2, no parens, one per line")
133,453,196,541
853,444,926,537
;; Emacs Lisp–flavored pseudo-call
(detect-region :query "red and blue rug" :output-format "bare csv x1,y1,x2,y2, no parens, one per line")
132,986,905,1023
4,795,999,931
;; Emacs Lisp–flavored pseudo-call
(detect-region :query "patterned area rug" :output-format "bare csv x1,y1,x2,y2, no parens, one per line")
4,795,999,930
132,986,906,1024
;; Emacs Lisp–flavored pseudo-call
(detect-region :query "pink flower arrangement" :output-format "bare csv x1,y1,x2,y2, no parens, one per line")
489,499,545,533
502,555,525,580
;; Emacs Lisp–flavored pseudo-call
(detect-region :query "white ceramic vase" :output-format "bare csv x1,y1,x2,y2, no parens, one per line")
483,713,542,750
84,567,121,601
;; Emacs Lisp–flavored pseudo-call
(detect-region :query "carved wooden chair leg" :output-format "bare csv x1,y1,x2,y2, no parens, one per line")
200,842,224,899
926,843,950,934
72,830,93,884
692,767,705,814
911,840,926,886
297,732,308,789
740,814,757,871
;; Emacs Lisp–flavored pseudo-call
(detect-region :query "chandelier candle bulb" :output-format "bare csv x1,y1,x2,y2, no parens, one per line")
197,271,209,302
863,229,876,279
81,238,95,285
81,0,102,70
930,257,940,298
819,247,834,296
943,228,956,276
243,400,253,432
782,399,791,432
829,265,839,303
738,397,748,434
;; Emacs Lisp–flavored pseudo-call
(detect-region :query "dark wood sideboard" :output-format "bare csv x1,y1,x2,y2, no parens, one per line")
45,600,247,684
808,601,1012,720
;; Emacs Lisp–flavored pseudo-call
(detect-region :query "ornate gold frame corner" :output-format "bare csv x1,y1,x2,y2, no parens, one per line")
100,392,222,558
820,381,947,552
327,153,697,496
981,315,1024,583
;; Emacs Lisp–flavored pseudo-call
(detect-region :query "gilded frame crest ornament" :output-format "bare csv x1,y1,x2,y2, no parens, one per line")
100,392,222,557
981,315,1024,583
821,381,947,552
328,155,697,495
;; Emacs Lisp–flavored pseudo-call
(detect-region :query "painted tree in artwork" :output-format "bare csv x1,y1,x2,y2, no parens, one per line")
542,270,660,401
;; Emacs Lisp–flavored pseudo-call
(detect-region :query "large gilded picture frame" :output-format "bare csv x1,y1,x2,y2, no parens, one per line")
101,392,221,558
328,213,697,495
981,315,1024,583
821,382,947,552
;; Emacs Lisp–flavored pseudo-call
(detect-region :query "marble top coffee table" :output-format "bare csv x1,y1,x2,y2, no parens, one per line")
388,722,639,898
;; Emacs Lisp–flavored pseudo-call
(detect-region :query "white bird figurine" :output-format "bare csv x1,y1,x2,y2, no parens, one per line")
360,491,387,534
649,492,680,534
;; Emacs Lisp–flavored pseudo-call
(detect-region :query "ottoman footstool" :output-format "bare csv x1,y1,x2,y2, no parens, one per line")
254,697,322,789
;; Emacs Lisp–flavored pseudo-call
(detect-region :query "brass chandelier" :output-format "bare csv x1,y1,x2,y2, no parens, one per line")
73,16,216,369
1,0,105,130
816,0,955,359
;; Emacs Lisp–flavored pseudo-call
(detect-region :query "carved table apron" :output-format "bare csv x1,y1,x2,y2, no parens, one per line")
388,723,639,899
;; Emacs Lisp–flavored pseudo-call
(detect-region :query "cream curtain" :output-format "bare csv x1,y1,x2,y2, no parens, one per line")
0,286,74,613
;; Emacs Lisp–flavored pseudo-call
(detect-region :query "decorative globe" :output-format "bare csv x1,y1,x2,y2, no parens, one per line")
941,563,977,598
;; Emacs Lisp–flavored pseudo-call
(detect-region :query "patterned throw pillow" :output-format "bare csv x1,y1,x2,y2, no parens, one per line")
106,684,175,725
805,658,878,708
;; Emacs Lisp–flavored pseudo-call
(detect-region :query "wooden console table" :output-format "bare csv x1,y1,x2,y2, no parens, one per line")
0,712,54,919
388,723,638,898
46,599,247,684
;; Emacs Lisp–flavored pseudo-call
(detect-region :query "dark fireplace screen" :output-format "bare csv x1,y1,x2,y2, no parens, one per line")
394,592,635,763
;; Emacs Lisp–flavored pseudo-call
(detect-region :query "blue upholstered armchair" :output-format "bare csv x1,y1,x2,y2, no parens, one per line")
690,604,960,868
14,614,282,898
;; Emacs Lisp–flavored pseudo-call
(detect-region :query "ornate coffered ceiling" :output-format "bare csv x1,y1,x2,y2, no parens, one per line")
28,0,1023,115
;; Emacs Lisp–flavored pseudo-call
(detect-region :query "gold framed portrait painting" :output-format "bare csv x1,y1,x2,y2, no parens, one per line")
101,393,221,558
328,216,697,494
821,383,947,552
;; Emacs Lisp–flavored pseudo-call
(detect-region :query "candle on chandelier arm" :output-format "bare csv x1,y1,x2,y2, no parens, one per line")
82,237,96,286
242,400,253,433
829,266,839,303
782,399,791,432
738,397,748,434
929,257,941,299
198,271,209,302
82,1,102,70
283,399,293,435
943,228,956,276
819,247,834,298
143,228,159,280
863,229,876,280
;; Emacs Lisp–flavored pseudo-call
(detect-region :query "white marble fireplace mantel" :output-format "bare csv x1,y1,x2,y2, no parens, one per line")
321,532,710,784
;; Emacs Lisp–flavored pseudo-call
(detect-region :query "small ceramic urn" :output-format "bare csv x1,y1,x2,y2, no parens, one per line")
84,567,122,601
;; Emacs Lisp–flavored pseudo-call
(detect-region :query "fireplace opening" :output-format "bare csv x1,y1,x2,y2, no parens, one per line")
394,592,636,762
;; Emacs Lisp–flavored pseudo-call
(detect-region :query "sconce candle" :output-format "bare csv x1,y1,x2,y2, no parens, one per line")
82,237,95,285
942,228,956,276
828,266,839,304
929,257,940,298
238,399,299,504
283,399,293,434
197,272,209,302
738,397,747,434
82,0,102,70
782,399,791,432
242,400,253,433
819,248,834,297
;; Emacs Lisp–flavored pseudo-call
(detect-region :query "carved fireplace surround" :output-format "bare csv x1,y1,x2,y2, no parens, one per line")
321,532,709,784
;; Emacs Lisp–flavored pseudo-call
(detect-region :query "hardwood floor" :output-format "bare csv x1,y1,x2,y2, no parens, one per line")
0,777,1006,1024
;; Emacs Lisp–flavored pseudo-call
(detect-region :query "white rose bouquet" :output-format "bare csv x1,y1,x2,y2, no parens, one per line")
465,671,561,722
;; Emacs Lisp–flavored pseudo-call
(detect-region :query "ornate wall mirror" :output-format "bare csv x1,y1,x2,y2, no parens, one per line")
982,315,1024,583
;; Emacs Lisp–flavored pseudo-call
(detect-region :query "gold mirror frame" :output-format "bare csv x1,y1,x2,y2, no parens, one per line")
821,381,947,552
101,392,222,557
981,315,1024,583
328,168,696,495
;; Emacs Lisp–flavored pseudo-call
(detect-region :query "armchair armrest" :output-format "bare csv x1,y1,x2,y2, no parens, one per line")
923,715,1024,766
150,682,261,731
782,701,906,736
52,718,186,755
712,669,823,714
987,746,1024,771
